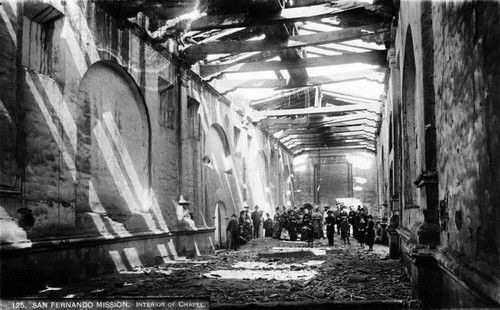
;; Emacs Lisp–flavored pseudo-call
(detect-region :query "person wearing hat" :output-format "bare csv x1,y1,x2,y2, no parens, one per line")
226,214,239,250
340,216,350,245
334,204,342,235
251,205,262,239
325,210,336,246
263,213,273,237
272,207,282,239
365,214,375,251
301,207,314,247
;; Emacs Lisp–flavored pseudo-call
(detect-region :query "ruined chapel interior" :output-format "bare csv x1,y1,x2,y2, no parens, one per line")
1,0,499,308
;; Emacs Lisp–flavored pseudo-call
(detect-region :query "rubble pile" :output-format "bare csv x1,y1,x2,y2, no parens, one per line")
34,238,411,305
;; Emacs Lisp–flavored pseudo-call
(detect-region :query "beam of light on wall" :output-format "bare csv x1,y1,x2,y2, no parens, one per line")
157,240,178,260
93,121,140,213
102,112,150,210
61,20,88,77
26,72,77,181
88,180,107,213
123,247,142,268
194,240,201,257
64,1,100,60
346,154,371,169
223,155,233,174
0,2,17,44
109,250,127,271
149,191,169,230
353,186,363,191
354,177,367,184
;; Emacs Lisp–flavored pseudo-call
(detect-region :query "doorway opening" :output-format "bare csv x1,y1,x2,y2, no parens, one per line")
213,201,228,249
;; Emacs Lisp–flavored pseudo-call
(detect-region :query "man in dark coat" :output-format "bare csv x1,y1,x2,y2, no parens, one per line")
251,205,262,238
365,215,376,251
340,216,350,245
263,213,273,237
288,210,298,241
302,208,314,247
226,214,239,250
325,210,336,246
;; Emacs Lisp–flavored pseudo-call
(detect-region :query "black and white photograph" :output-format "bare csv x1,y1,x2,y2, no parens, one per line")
0,0,499,309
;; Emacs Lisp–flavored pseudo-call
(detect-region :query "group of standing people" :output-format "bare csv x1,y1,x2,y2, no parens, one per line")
331,204,376,251
226,205,265,250
270,205,323,246
226,203,376,251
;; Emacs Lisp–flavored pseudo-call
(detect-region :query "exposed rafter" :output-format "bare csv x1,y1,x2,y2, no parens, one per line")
250,104,378,120
293,144,376,154
200,50,386,76
213,69,384,89
272,125,377,137
186,2,374,31
183,23,388,57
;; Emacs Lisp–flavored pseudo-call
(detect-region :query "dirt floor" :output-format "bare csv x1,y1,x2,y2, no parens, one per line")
30,235,412,306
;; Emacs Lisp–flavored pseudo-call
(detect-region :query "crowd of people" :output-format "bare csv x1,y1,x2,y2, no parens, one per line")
226,203,383,251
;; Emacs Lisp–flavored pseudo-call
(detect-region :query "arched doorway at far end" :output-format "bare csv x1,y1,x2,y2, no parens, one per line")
213,201,228,249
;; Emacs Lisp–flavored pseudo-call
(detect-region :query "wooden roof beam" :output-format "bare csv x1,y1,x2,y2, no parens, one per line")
259,113,378,128
284,138,375,150
272,125,377,136
250,104,377,120
213,69,384,89
293,145,376,154
280,131,376,142
186,2,373,31
183,23,388,56
200,50,386,76
287,139,375,149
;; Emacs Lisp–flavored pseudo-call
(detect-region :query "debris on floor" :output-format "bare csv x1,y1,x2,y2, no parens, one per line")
31,236,412,305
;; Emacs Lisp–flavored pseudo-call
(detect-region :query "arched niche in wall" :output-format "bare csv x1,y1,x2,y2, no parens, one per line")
250,150,271,214
204,124,238,226
76,61,152,216
213,201,228,249
204,124,231,173
187,97,201,140
402,26,418,209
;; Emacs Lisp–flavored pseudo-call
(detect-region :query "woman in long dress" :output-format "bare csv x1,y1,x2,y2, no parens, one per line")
312,206,324,239
272,207,282,238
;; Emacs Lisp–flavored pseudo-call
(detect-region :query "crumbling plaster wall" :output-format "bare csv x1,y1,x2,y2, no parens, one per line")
395,0,430,230
433,1,500,269
385,1,500,306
